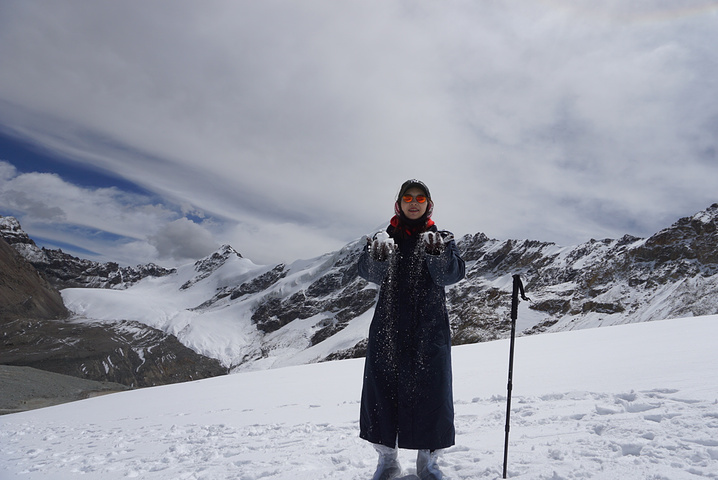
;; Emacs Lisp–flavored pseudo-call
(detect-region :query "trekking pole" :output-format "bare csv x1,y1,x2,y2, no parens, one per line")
503,274,529,479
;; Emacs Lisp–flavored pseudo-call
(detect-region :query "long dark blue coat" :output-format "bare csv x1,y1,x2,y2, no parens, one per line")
358,225,465,450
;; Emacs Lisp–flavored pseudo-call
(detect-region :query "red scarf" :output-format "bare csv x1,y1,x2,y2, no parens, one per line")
390,215,435,238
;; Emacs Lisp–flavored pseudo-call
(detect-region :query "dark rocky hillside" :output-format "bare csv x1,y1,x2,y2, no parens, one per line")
1,317,227,388
0,218,227,391
0,236,68,321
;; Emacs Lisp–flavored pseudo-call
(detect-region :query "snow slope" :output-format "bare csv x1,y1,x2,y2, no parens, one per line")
61,245,376,371
2,315,717,479
62,252,271,368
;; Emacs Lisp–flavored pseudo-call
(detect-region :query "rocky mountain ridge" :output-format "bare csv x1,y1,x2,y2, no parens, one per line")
449,203,718,343
0,216,176,290
3,203,718,372
224,202,718,365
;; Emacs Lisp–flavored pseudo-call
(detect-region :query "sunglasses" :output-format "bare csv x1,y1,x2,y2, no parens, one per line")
402,194,428,204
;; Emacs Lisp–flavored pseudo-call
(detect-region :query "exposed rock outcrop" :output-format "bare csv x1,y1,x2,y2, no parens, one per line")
0,235,68,321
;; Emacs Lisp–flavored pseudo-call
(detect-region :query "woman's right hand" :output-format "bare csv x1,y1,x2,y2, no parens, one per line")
369,232,395,261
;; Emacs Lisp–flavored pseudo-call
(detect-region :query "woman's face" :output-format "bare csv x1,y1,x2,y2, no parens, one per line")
400,186,429,220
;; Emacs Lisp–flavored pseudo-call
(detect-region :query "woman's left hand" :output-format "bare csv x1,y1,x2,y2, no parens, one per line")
422,232,446,255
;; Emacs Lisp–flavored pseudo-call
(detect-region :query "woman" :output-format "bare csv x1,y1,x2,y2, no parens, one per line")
358,179,465,480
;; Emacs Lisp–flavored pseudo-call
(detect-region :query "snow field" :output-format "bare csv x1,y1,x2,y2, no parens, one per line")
60,245,377,371
1,315,717,479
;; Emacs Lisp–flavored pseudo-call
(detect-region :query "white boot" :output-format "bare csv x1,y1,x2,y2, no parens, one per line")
371,444,401,480
417,449,443,480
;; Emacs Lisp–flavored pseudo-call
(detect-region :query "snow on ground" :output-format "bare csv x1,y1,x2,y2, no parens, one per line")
2,315,717,479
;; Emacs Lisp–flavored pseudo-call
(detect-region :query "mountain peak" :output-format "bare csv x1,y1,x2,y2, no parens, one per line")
635,202,718,267
180,244,245,290
0,216,34,245
690,202,718,224
0,216,48,263
193,244,242,270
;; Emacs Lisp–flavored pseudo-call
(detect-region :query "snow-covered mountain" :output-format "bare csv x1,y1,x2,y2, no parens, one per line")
449,202,718,343
2,314,717,479
3,203,718,374
61,239,372,371
0,217,226,388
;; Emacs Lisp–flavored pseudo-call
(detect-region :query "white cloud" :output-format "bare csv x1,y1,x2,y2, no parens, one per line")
225,221,350,266
0,162,215,264
149,218,219,262
0,161,17,181
1,1,717,265
0,166,172,238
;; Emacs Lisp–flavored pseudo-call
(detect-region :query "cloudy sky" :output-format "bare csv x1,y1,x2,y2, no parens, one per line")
1,1,717,267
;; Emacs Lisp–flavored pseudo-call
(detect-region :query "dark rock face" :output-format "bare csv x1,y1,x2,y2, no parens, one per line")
249,244,377,336
0,236,68,321
630,203,718,271
191,264,289,311
1,318,227,388
323,338,368,361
